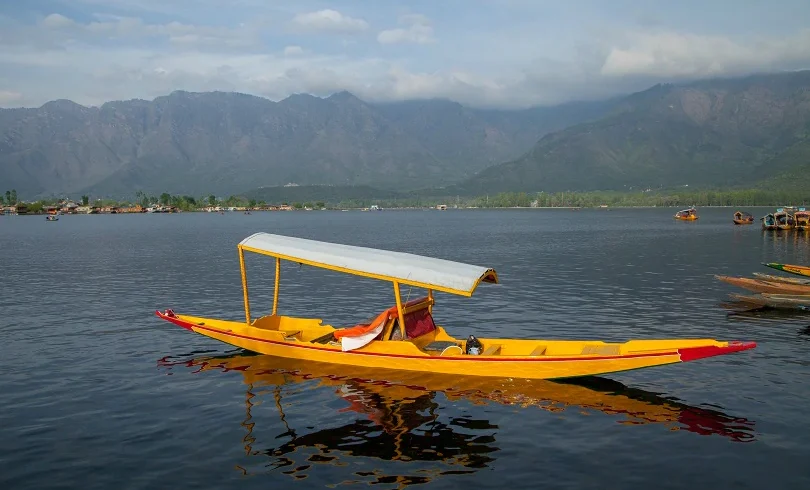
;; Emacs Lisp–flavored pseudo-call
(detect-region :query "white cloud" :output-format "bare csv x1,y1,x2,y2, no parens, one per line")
290,9,369,34
42,13,74,28
16,13,261,51
601,29,810,78
283,45,306,56
377,14,434,45
2,3,810,110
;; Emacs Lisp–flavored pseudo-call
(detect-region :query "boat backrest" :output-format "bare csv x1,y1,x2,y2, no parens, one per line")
388,296,437,339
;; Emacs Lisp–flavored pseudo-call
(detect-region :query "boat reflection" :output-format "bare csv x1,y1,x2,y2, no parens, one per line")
157,351,756,481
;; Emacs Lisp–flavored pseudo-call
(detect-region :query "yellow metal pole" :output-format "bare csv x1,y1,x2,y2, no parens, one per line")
272,257,280,315
393,281,406,336
238,246,251,324
427,289,433,313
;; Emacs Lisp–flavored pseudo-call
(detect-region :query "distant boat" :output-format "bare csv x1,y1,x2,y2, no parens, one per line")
774,208,795,230
752,272,810,285
761,213,777,230
45,215,58,221
733,211,754,225
728,293,810,311
674,206,698,221
762,262,810,278
794,208,809,230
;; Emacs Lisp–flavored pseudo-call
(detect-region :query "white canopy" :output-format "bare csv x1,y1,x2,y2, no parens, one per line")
238,232,498,297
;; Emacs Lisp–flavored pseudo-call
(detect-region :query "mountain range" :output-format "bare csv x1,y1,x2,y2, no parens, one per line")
1,70,809,199
0,90,613,198
449,71,810,195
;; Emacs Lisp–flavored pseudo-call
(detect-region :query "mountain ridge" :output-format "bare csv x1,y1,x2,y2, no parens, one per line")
448,71,810,195
0,89,616,198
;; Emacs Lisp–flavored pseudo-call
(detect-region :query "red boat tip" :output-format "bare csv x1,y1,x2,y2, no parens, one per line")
679,340,757,362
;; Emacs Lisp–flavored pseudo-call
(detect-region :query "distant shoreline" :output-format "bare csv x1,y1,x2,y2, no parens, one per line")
2,203,791,216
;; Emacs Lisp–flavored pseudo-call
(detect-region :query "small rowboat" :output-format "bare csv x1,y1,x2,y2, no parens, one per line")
715,275,810,294
751,272,810,285
729,293,810,311
156,233,755,380
763,262,810,277
674,206,698,221
733,211,754,225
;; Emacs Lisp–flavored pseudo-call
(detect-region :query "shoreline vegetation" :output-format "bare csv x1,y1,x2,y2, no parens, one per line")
2,188,808,215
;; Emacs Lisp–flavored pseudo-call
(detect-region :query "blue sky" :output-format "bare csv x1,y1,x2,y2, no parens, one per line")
1,0,808,108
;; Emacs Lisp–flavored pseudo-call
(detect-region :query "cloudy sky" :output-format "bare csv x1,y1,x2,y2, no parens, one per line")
1,0,809,109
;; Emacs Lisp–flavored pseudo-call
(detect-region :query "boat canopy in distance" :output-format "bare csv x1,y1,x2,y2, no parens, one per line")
239,233,499,297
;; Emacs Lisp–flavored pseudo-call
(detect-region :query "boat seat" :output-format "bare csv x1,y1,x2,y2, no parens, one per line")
529,345,546,356
580,344,620,355
283,330,301,340
481,344,501,356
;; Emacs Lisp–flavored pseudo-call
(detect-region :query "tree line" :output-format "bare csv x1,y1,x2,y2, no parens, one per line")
5,187,809,211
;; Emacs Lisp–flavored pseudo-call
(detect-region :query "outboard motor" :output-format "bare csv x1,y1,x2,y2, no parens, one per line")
465,335,483,355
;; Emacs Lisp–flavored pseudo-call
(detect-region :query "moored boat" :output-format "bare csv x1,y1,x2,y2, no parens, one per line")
751,272,810,285
674,206,698,221
794,209,810,230
774,208,795,230
156,233,755,381
728,293,810,311
715,274,810,294
733,211,754,225
761,213,777,230
762,262,810,277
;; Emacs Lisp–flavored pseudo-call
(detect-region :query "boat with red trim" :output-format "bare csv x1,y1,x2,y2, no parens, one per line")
156,233,755,380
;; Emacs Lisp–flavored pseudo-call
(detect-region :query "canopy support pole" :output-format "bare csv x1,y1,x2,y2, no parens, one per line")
427,289,434,313
272,257,280,315
238,246,251,324
393,281,406,336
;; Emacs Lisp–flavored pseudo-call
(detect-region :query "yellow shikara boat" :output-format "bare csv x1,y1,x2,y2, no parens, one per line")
156,233,755,380
674,206,698,221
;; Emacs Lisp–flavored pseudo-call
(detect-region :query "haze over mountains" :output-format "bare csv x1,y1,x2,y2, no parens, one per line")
1,70,808,199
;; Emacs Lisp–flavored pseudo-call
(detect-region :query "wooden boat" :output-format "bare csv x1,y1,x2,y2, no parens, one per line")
751,272,810,285
774,208,795,230
715,275,810,294
761,213,777,230
762,262,810,277
728,293,810,311
794,209,810,230
156,233,755,380
158,351,757,444
674,206,698,221
733,211,754,225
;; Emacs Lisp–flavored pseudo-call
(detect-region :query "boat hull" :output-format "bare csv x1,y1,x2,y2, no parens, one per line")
715,275,810,294
763,262,810,277
751,272,810,285
156,310,755,380
729,293,810,310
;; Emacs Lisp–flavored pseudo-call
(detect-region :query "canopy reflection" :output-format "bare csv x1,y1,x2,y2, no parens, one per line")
157,350,756,482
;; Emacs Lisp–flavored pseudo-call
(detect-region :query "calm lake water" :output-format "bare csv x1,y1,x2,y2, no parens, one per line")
2,208,809,489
